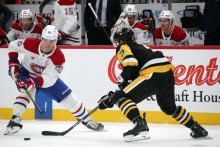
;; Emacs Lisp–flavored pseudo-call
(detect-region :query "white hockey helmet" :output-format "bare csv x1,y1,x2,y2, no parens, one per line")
20,9,33,19
42,25,58,41
159,10,175,24
124,4,137,16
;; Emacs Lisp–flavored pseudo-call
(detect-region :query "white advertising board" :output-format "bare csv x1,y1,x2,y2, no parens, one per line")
1,46,219,114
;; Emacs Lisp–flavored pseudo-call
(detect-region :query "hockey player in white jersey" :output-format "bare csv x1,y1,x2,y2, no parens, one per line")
37,0,80,45
4,25,104,135
111,4,149,45
7,9,42,42
153,10,191,46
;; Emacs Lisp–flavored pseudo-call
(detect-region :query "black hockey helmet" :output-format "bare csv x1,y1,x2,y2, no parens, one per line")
113,27,134,46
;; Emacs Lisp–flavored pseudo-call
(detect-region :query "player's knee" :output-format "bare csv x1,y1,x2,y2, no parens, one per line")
160,105,177,115
112,90,126,104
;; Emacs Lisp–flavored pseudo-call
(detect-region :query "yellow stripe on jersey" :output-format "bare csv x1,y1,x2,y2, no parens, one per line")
140,64,175,75
123,73,152,93
117,44,138,67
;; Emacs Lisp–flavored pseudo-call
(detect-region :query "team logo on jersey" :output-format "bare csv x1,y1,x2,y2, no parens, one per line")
17,40,23,46
31,56,35,60
31,64,46,74
55,65,63,73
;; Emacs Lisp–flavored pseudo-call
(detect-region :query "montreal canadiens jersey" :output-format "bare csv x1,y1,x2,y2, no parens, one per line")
7,22,42,42
111,21,149,45
153,25,190,46
52,0,80,45
8,38,65,88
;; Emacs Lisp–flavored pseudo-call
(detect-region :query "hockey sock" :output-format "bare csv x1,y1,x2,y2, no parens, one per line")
171,106,194,128
116,97,141,123
59,94,90,122
13,95,30,117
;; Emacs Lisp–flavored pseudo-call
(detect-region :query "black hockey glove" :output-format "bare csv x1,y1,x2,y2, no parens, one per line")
98,91,115,110
118,74,132,89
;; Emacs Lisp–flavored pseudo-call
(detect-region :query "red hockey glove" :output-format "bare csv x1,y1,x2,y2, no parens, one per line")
8,59,21,81
18,77,36,93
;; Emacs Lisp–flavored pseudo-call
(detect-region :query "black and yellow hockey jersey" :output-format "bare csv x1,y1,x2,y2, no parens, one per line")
116,41,175,81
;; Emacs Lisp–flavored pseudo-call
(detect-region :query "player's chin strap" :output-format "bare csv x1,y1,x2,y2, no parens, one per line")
41,93,115,136
16,75,47,115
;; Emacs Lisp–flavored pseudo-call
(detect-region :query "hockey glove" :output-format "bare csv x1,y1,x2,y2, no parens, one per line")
57,30,67,43
36,13,52,27
118,74,132,89
99,91,115,110
8,59,21,81
196,30,202,40
18,77,36,93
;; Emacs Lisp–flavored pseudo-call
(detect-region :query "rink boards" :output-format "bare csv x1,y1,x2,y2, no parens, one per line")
0,45,220,125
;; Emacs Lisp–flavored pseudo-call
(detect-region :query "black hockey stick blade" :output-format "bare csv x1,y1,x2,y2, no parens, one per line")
42,106,99,136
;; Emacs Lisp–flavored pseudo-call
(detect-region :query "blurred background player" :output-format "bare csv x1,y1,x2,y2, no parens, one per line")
37,0,80,45
153,10,190,46
84,0,122,45
4,25,104,135
7,9,42,42
111,4,150,45
0,0,12,32
98,28,208,142
196,0,220,45
0,27,9,44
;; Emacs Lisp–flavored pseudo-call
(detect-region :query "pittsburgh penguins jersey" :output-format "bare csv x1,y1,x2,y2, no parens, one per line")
116,41,175,80
52,0,80,45
7,22,42,42
8,38,65,88
153,25,190,46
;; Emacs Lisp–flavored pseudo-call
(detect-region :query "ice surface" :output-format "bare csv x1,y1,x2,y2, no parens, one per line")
0,120,219,147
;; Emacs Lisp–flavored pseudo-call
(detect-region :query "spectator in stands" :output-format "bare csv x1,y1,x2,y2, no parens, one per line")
196,0,220,45
110,4,150,45
37,0,80,45
7,9,42,42
84,0,122,45
153,10,191,46
0,0,12,32
0,27,9,44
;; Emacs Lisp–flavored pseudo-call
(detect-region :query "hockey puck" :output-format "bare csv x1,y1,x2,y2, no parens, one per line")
24,138,31,141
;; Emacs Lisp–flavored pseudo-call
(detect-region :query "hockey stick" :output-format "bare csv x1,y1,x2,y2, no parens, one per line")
88,2,112,45
42,94,113,136
39,0,51,29
16,75,47,115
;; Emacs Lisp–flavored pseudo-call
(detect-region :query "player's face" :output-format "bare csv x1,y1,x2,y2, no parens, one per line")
159,19,170,31
41,38,56,53
20,18,33,31
127,15,135,26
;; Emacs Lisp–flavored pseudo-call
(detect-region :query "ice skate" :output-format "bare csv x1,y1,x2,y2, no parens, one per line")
4,115,23,135
190,121,210,139
82,119,104,131
123,113,150,142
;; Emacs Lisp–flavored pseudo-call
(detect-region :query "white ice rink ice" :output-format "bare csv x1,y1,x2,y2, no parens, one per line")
0,120,220,147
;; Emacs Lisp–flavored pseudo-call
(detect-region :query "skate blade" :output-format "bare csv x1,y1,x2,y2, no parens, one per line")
194,135,213,140
4,127,21,135
124,131,150,142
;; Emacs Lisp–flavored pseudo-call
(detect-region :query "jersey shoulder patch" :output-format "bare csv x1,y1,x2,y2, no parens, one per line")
11,22,22,31
32,23,42,34
49,47,65,66
170,25,187,42
132,22,148,30
58,0,75,5
23,38,41,54
153,27,163,39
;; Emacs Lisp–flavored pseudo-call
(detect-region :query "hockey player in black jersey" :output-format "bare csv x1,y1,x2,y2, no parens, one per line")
98,28,208,142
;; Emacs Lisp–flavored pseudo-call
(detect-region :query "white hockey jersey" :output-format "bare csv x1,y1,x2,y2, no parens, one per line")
8,38,65,88
111,21,149,45
7,22,42,42
153,25,190,46
52,0,80,45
